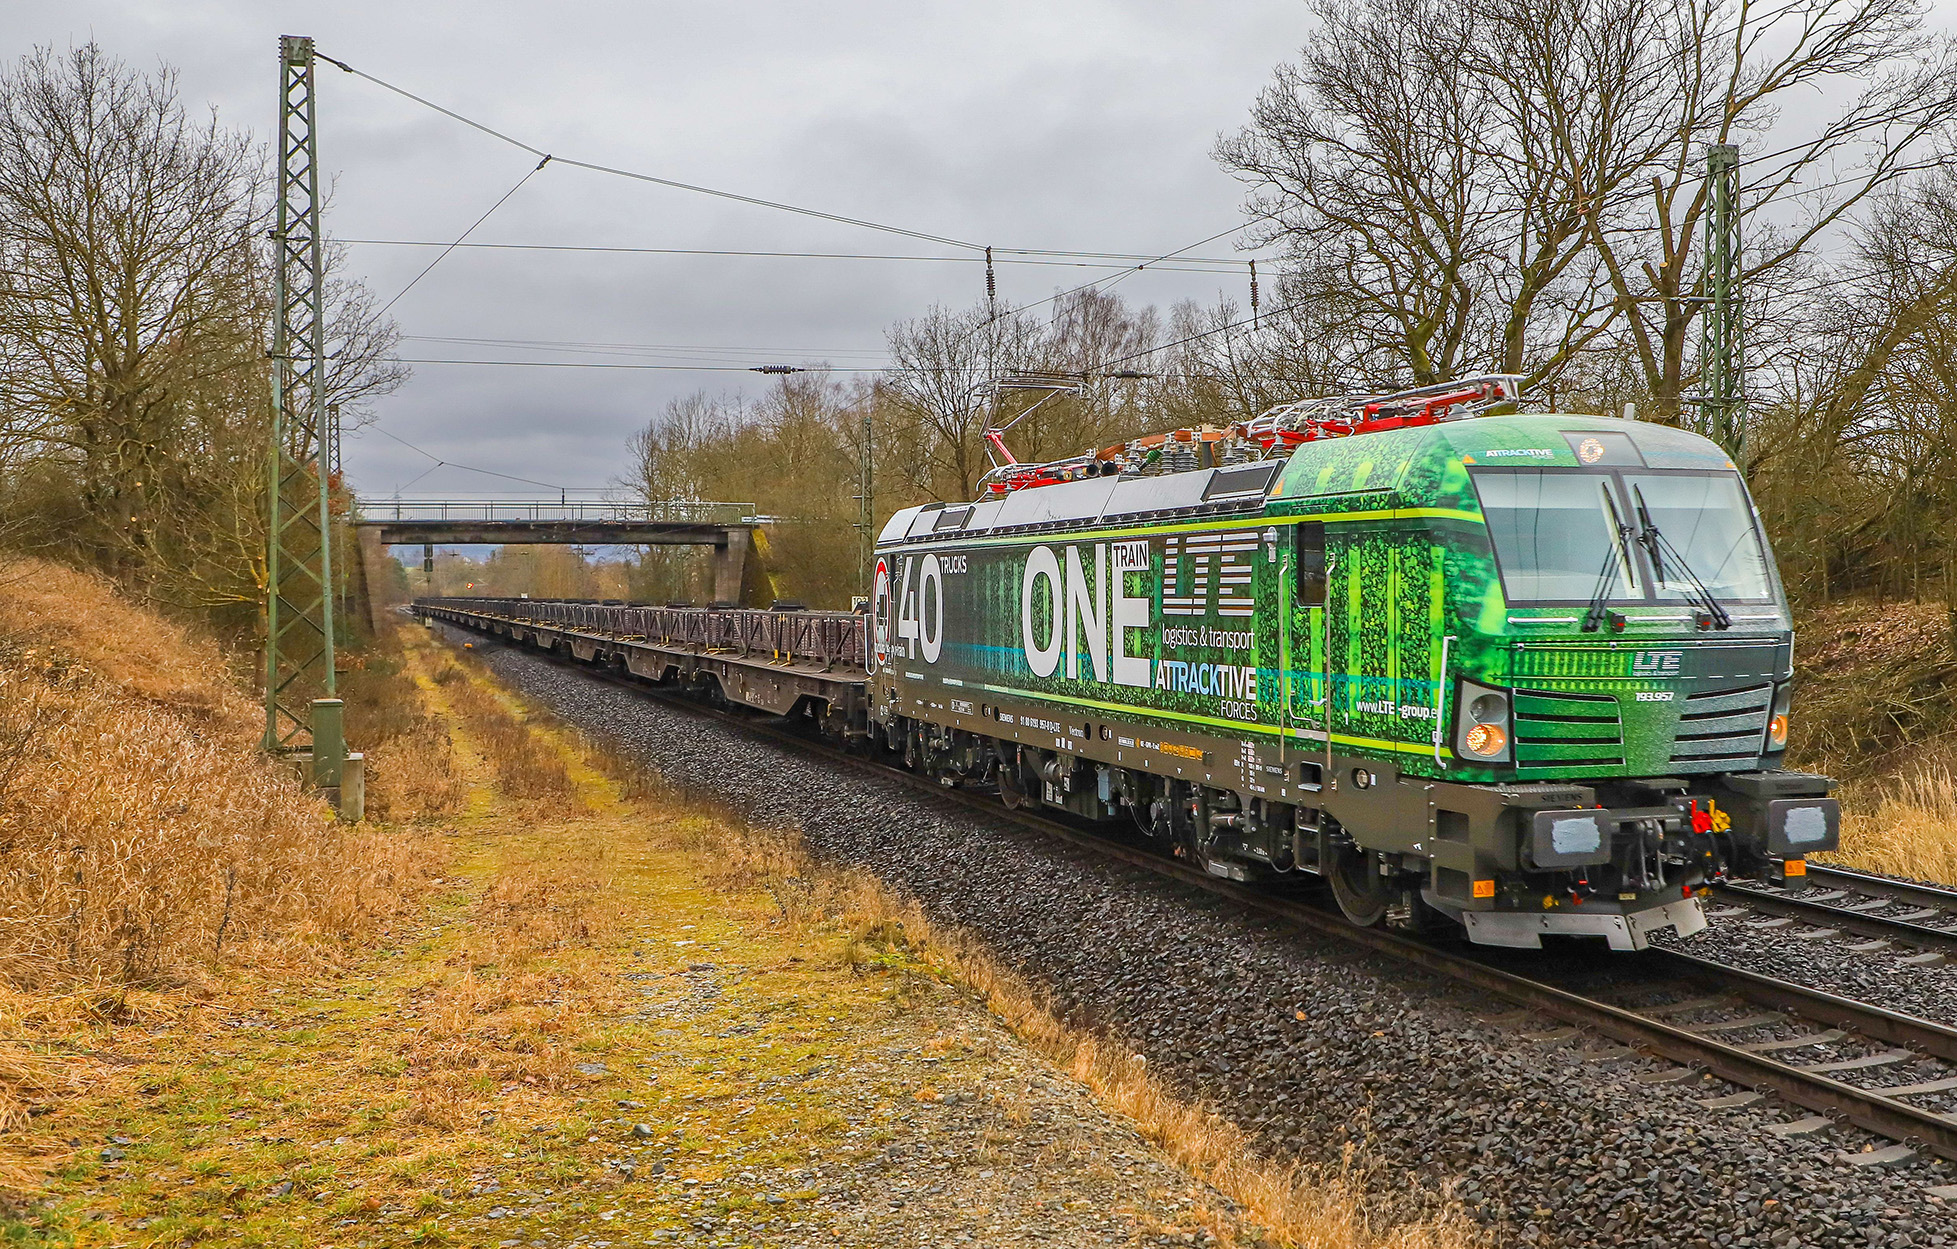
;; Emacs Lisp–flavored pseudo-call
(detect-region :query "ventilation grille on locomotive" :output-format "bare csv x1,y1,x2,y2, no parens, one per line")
1668,683,1772,770
1512,688,1625,770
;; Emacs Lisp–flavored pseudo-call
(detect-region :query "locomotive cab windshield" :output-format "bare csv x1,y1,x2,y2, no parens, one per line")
1473,466,1777,611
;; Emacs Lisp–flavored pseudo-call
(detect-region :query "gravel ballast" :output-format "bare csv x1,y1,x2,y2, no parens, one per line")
458,631,1957,1249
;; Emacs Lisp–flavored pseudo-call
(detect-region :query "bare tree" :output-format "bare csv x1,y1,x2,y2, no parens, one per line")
1220,0,1957,415
0,44,406,620
1578,0,1957,421
0,45,264,572
1217,0,1508,387
319,246,410,430
879,302,1043,500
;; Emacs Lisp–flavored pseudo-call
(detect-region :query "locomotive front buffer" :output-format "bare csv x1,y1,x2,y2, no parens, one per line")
1364,768,1842,951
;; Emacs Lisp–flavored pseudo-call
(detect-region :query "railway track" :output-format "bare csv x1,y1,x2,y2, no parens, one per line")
1711,866,1957,960
439,623,1957,1174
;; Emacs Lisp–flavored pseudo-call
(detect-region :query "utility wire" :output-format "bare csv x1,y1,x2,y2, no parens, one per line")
1088,296,1308,374
998,217,1275,325
316,52,1278,271
392,356,1187,378
392,357,880,373
344,237,1253,273
318,50,983,251
377,154,553,316
366,424,573,491
402,333,891,359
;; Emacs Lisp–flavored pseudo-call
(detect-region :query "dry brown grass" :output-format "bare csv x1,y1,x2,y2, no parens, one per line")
0,1018,59,1195
341,644,464,821
434,653,585,813
400,846,623,1129
0,557,446,1194
614,762,1477,1249
0,560,258,743
1791,596,1957,777
1781,597,1957,886
1826,758,1957,886
0,633,426,989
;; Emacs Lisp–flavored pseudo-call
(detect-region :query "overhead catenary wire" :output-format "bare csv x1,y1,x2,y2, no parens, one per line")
400,333,893,362
340,237,1259,272
317,50,984,252
994,217,1275,327
1088,296,1308,375
367,424,576,492
393,357,908,374
376,154,553,317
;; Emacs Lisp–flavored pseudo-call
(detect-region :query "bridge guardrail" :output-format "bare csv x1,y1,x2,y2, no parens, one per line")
366,499,758,526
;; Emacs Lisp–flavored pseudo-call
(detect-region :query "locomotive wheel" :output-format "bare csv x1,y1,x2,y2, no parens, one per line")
1328,843,1391,928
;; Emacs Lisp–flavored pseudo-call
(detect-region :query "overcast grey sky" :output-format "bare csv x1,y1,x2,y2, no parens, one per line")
15,2,1308,502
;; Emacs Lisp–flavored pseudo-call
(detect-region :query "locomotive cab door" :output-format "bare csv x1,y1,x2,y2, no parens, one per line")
1285,521,1330,783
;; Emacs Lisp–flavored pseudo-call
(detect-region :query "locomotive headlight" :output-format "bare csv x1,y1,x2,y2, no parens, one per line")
1453,681,1513,764
1766,683,1792,752
1464,722,1507,758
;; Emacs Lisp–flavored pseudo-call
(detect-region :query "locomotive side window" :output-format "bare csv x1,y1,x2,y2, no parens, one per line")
1295,521,1327,603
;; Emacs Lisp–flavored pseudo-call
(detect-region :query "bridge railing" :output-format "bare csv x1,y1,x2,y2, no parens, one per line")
423,597,867,672
363,499,759,526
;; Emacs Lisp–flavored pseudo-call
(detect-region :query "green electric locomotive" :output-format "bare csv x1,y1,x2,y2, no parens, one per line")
869,379,1839,949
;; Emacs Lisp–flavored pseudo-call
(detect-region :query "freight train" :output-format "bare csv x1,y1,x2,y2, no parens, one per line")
416,375,1839,951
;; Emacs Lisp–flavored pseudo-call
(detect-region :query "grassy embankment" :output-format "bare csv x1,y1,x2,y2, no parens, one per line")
0,559,445,1198
1792,598,1957,884
0,567,1474,1249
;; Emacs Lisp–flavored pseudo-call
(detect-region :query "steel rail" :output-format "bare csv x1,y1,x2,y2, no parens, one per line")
1809,864,1957,911
1710,877,1957,956
425,609,1957,1164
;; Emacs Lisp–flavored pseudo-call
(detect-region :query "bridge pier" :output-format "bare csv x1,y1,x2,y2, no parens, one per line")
353,526,391,634
712,529,749,606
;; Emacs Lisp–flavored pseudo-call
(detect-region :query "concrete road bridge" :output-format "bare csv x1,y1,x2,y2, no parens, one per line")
352,498,762,623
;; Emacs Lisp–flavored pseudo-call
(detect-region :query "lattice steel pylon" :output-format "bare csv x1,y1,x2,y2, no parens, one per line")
263,34,339,761
1699,143,1745,459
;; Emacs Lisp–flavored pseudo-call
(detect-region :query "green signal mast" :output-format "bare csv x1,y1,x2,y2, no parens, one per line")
263,34,344,789
1699,143,1745,459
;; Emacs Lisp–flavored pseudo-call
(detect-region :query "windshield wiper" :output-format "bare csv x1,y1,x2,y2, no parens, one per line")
1633,485,1731,631
1580,525,1632,632
1581,484,1634,633
1581,532,1628,634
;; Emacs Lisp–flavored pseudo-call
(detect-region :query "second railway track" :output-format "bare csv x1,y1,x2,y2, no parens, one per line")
1712,866,1957,960
442,622,1957,1174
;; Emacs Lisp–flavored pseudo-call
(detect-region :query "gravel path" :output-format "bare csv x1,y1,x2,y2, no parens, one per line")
456,630,1957,1249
